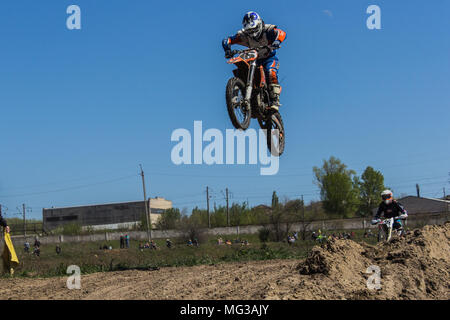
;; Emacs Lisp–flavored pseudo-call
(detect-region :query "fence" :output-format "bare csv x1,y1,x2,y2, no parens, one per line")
10,211,449,246
8,222,44,236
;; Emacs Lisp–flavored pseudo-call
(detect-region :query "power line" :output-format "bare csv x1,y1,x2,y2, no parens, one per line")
0,174,138,198
3,167,140,191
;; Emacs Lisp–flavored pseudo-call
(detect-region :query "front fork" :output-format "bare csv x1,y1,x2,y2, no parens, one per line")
387,226,392,241
244,61,257,109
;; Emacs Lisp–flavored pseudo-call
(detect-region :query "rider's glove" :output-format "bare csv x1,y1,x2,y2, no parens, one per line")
271,40,281,49
371,219,380,225
225,50,233,59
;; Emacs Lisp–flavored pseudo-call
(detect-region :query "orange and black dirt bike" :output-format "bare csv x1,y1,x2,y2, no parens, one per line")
225,46,285,156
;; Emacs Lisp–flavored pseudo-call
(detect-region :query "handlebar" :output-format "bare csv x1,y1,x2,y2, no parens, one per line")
372,215,407,225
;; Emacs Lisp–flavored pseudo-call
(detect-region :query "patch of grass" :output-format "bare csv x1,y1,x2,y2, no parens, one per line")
8,230,376,278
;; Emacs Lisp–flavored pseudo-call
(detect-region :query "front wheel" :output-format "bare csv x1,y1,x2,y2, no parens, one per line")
226,77,251,130
377,225,387,243
264,112,285,156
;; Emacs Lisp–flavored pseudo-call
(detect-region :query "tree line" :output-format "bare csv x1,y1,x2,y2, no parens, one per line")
156,156,387,231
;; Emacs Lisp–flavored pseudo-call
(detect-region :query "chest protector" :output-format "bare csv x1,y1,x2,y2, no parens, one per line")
237,24,277,59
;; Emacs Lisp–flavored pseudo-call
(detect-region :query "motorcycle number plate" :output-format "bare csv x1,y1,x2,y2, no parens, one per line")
240,51,257,61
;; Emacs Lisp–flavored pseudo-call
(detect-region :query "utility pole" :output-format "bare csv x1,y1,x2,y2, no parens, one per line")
23,204,26,237
206,186,211,228
443,187,446,199
139,164,152,242
302,195,305,219
226,188,229,227
416,184,420,198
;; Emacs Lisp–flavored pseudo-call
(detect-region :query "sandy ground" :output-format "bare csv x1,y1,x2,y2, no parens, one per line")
0,259,299,300
0,223,448,300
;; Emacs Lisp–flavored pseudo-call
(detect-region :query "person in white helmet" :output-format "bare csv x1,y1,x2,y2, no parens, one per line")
222,11,287,111
372,190,408,231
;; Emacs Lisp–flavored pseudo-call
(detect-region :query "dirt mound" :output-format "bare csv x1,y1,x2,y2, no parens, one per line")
292,222,450,299
0,223,448,300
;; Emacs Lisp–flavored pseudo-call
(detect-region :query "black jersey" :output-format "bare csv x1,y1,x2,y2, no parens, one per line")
375,200,407,219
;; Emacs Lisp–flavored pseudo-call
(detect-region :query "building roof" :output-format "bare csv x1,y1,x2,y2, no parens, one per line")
372,196,450,215
253,204,272,211
43,197,171,211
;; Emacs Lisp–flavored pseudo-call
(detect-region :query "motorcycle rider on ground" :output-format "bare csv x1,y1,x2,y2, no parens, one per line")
372,190,408,233
222,11,287,111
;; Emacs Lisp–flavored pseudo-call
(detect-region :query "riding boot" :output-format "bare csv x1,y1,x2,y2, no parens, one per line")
269,84,282,111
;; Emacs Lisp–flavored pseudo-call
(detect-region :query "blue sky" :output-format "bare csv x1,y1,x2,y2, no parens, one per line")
0,0,449,220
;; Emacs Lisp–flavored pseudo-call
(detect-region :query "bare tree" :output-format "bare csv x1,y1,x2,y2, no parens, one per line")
284,198,311,240
267,194,298,242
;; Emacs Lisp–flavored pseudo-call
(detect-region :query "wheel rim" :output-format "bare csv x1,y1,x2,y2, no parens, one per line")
231,85,248,125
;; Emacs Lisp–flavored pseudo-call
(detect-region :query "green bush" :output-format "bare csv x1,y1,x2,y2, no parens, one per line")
62,223,82,235
258,227,271,243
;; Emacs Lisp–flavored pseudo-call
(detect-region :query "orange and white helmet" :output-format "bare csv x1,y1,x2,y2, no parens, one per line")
381,189,393,204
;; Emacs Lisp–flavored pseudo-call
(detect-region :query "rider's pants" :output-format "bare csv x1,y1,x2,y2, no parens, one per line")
393,219,403,230
262,55,279,84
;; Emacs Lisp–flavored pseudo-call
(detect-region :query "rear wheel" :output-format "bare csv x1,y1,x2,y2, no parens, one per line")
264,112,285,156
226,77,251,130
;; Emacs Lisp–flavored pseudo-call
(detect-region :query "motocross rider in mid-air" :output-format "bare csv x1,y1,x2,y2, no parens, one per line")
222,11,287,111
372,190,408,233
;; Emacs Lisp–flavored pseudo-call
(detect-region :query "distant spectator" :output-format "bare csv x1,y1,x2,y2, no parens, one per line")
34,236,41,248
120,235,124,249
311,232,317,240
108,245,112,250
293,232,298,241
144,242,150,249
187,239,193,247
33,246,40,257
316,234,325,243
225,239,232,245
351,231,355,239
150,240,157,250
193,238,199,247
166,239,172,249
56,245,61,255
287,235,295,245
138,242,144,250
24,241,30,253
217,237,223,245
125,234,130,248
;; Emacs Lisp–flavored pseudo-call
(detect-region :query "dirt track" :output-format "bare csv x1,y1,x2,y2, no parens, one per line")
0,223,448,300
